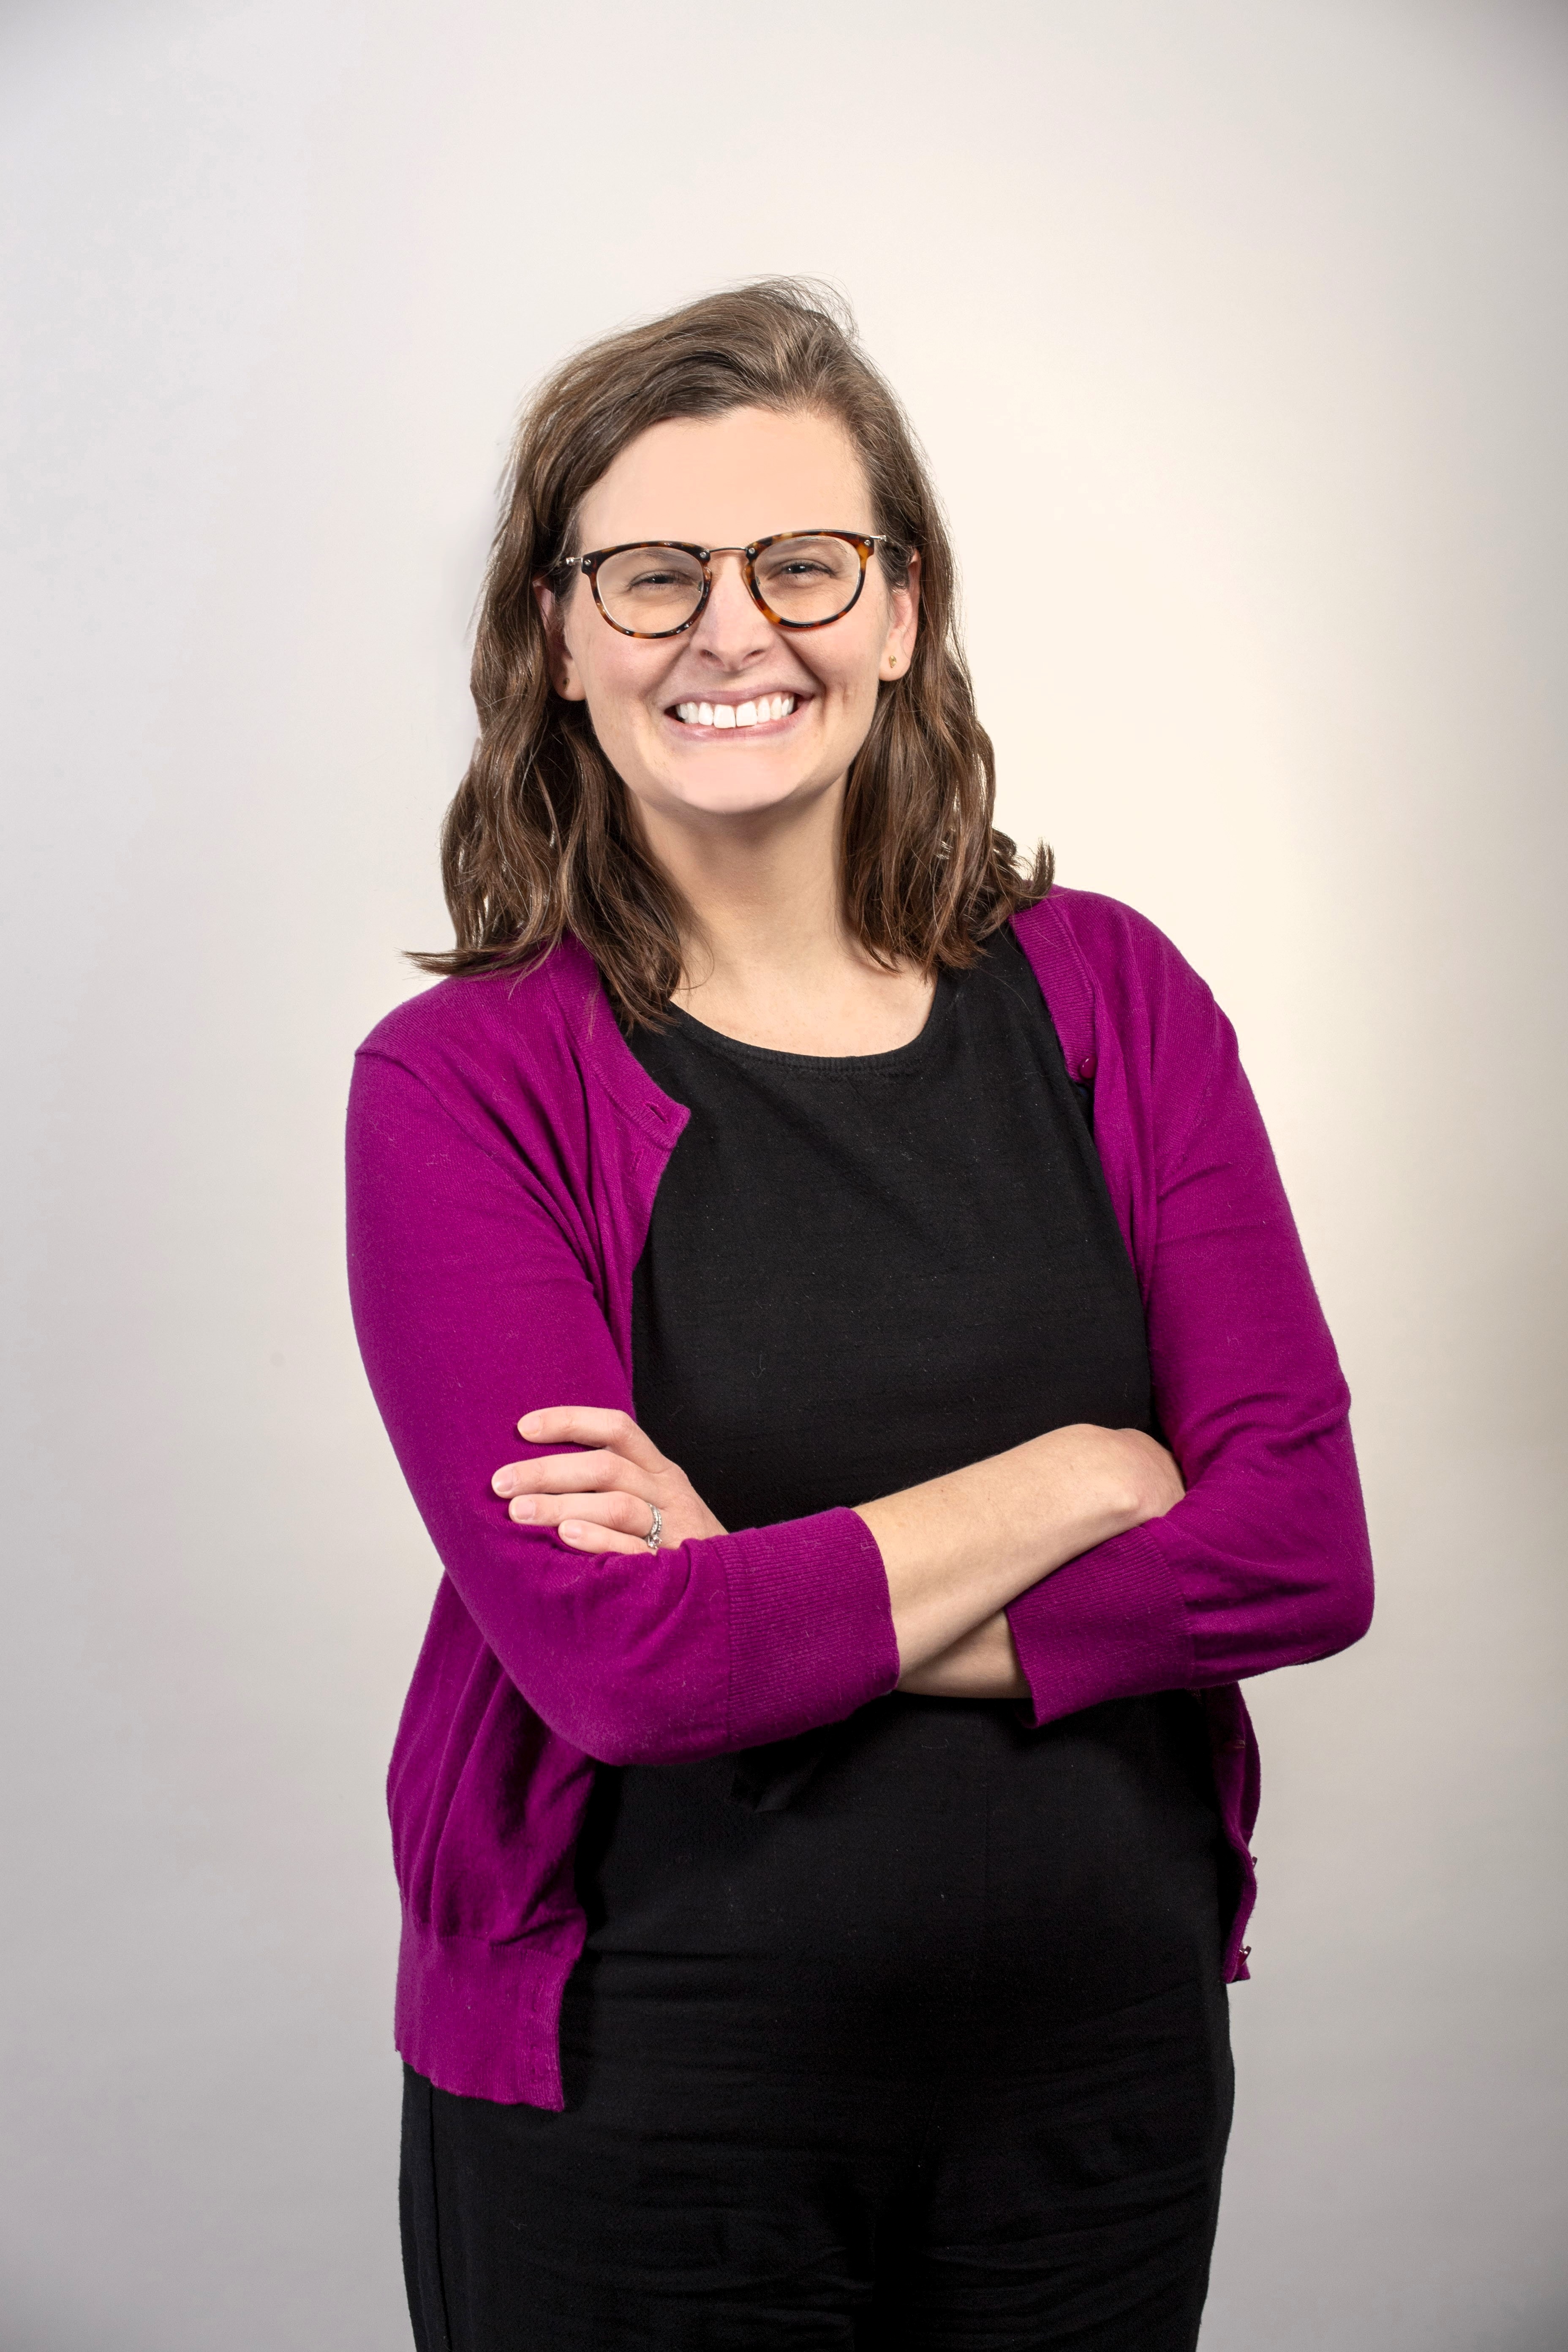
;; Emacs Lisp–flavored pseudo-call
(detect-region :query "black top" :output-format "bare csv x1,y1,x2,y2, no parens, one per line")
625,925,1154,1536
572,926,1223,2027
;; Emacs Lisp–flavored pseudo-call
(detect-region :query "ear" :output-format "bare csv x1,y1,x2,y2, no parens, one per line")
882,549,921,681
532,577,588,702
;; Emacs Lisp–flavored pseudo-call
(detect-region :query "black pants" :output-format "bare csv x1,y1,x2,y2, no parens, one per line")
401,1694,1235,2350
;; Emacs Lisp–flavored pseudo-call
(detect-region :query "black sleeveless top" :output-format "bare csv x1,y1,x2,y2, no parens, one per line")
574,927,1221,1984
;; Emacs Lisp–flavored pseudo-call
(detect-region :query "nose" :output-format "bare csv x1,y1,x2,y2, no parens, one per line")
687,551,775,673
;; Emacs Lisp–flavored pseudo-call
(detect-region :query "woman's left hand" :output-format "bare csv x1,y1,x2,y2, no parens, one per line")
492,1406,727,1554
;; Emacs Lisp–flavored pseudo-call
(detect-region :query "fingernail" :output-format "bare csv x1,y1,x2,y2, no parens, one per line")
491,1473,510,1495
519,1412,543,1437
509,1498,535,1522
560,1519,582,1540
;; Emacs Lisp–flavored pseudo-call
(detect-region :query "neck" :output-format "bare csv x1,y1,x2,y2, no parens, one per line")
634,776,934,1056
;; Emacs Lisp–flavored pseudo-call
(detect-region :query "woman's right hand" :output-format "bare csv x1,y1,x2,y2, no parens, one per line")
1096,1425,1187,1524
856,1421,1184,1680
491,1407,727,1554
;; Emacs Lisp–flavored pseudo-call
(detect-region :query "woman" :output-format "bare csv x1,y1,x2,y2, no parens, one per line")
348,280,1373,2351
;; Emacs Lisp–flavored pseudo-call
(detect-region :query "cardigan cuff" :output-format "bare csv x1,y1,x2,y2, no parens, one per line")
721,1506,901,1748
1006,1518,1194,1727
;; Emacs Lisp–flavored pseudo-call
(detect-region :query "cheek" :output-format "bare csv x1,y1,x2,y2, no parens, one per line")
577,641,667,732
817,647,884,719
817,602,894,707
799,618,875,698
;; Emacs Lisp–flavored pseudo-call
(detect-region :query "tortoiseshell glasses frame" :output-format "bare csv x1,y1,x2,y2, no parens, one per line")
562,529,890,639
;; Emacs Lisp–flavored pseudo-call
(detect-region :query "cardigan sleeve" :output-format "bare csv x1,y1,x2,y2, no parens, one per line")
347,1046,900,1767
1005,933,1374,1725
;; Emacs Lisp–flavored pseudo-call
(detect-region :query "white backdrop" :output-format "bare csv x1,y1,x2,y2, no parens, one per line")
3,3,1564,2347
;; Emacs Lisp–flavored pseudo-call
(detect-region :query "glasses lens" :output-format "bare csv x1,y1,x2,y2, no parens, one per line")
752,535,864,624
595,546,706,634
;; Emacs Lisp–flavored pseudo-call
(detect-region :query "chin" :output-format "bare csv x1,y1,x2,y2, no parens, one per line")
661,762,811,819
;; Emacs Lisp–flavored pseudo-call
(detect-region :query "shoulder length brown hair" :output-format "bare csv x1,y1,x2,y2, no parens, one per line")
415,278,1051,1025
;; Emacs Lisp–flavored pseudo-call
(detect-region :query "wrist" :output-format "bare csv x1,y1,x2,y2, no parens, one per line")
898,1611,1027,1699
1024,1424,1146,1549
1082,1425,1182,1531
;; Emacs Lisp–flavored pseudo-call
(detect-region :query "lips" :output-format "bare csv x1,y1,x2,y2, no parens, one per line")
671,693,798,730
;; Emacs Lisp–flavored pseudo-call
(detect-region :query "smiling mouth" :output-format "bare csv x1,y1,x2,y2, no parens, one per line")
671,693,798,730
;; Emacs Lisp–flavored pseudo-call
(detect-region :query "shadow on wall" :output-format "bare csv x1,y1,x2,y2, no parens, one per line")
1504,2313,1568,2352
3,2312,116,2352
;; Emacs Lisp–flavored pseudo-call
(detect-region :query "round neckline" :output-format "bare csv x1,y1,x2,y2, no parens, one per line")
666,970,955,1075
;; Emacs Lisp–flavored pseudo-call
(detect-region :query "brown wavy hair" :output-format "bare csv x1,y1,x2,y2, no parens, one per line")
414,278,1051,1024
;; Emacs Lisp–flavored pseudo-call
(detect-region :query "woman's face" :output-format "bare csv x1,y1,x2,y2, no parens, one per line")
539,406,919,829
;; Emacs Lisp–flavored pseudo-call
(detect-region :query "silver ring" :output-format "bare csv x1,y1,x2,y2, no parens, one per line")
644,1503,663,1553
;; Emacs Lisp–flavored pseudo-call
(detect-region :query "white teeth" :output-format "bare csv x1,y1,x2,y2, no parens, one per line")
673,694,798,727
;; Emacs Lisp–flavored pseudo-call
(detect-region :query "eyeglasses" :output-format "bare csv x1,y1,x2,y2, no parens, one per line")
563,529,889,639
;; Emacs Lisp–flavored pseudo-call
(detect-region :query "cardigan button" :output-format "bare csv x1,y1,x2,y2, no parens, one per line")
1222,1735,1246,1753
1077,1053,1097,1081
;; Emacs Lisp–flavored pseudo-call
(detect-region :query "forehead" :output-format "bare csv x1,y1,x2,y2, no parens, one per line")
578,407,871,548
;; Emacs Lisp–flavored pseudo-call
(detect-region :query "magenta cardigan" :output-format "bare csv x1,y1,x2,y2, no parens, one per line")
347,888,1374,2108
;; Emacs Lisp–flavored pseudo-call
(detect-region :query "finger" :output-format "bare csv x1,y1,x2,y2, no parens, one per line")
507,1488,658,1539
514,1406,665,1472
558,1516,654,1557
493,1448,656,1501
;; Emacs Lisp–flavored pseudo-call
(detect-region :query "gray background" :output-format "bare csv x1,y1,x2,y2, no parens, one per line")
3,2,1564,2346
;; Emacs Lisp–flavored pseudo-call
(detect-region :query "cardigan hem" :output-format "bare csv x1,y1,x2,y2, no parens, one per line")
394,1916,585,2110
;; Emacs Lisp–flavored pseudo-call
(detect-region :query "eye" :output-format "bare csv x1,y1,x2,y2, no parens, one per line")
755,538,861,593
